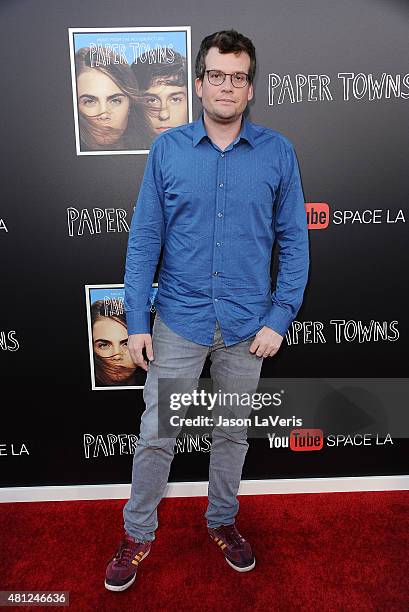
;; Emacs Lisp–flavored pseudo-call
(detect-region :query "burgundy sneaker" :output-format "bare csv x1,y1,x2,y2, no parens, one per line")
208,524,255,572
105,532,151,592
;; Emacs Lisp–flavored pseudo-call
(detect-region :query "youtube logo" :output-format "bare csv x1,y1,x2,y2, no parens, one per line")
305,203,329,229
290,429,324,451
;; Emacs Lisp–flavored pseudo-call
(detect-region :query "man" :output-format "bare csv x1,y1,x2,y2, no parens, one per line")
132,50,188,136
105,29,309,591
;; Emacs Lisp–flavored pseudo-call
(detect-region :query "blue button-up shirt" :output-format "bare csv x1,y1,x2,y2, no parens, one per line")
124,113,309,346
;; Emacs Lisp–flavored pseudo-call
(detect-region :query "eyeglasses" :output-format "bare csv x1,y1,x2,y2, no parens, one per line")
205,70,249,88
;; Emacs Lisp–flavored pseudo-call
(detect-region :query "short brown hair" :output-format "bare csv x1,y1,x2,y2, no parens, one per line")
132,50,187,90
195,29,256,83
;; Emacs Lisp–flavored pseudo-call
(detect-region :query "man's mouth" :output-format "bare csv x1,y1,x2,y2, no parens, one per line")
154,126,172,131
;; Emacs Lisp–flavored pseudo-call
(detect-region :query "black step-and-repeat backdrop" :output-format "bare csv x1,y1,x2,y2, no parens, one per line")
1,0,408,489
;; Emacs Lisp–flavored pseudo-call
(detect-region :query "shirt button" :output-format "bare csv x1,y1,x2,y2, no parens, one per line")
214,298,219,302
216,242,221,247
217,212,223,218
213,271,219,276
219,183,224,188
221,153,225,158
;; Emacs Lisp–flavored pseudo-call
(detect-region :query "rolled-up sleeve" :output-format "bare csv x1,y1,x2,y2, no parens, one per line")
261,140,310,336
124,139,165,335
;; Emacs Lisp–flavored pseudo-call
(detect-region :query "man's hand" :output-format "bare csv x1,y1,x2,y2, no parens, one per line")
127,333,154,372
249,326,284,358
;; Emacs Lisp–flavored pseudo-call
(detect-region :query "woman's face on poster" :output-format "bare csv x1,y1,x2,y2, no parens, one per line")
77,69,130,144
93,318,134,369
143,78,188,133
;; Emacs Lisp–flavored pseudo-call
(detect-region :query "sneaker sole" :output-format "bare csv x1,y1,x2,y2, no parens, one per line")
104,548,151,592
225,556,256,572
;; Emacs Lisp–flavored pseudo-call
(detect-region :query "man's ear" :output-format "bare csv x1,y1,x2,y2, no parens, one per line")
247,82,254,102
195,77,203,99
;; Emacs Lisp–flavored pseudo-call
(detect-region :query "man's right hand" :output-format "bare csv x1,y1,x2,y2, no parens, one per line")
127,334,154,372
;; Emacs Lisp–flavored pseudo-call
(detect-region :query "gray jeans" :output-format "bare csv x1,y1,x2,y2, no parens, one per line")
123,311,264,541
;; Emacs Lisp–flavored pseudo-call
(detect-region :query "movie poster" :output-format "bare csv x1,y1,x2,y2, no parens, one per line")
85,284,158,390
68,27,192,155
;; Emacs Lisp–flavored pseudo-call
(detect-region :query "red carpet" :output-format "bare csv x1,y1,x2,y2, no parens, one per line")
1,491,408,611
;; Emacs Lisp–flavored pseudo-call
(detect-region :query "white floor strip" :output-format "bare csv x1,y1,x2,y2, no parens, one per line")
1,475,408,503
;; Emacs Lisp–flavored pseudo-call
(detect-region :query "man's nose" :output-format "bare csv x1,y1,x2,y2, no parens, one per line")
159,106,170,121
221,75,234,91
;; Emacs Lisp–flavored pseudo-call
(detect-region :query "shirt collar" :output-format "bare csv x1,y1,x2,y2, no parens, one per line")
192,113,256,148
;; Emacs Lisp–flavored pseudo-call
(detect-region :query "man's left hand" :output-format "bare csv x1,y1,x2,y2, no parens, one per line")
249,326,284,358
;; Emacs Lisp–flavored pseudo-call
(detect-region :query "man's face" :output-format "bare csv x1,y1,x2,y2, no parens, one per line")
195,47,253,123
143,79,188,133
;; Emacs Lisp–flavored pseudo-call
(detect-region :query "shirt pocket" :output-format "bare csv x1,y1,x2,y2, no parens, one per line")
164,189,212,240
164,189,193,224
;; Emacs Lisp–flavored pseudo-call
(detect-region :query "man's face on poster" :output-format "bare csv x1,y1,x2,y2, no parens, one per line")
142,77,188,133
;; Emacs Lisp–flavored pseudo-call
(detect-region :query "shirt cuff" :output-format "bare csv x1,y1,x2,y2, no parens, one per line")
260,304,293,337
125,309,151,335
